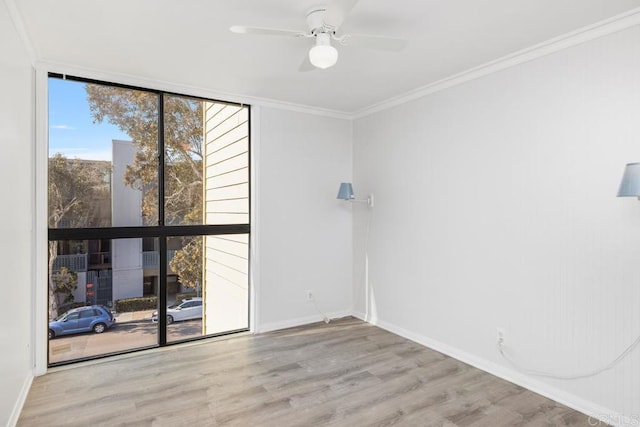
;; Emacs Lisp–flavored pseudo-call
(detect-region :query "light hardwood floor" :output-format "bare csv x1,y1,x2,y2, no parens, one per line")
19,317,596,426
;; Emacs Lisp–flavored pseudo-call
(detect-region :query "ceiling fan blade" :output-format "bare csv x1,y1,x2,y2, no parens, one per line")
299,53,316,72
323,0,359,30
341,34,408,52
230,25,306,38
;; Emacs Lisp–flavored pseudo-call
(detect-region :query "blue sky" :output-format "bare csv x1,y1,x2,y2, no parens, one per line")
49,78,129,161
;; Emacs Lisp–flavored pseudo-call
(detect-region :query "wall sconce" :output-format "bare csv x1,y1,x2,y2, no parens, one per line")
337,182,374,207
617,162,640,200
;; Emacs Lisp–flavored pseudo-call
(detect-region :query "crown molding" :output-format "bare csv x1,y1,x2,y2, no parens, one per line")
351,6,640,120
20,5,640,122
4,0,37,65
35,60,352,120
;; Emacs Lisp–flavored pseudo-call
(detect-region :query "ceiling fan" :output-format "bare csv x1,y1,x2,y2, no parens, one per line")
230,0,408,70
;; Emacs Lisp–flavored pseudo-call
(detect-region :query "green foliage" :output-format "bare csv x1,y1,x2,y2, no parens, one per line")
115,296,158,313
48,154,111,319
85,85,203,226
51,267,78,305
169,237,203,289
48,154,111,228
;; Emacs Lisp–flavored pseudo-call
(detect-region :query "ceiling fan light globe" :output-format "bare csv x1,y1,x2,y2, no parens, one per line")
309,45,338,69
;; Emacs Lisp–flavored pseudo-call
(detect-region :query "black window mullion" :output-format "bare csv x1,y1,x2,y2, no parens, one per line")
158,93,165,228
158,236,167,345
158,93,167,345
48,224,250,241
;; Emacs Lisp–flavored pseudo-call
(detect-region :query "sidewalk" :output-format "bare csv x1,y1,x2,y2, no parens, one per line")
110,293,187,323
113,309,155,323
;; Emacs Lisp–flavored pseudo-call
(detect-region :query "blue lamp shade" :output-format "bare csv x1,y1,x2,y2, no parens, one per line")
337,182,355,200
617,162,640,197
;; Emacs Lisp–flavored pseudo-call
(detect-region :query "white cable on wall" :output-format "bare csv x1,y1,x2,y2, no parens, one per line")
497,333,640,380
310,295,330,324
358,205,373,320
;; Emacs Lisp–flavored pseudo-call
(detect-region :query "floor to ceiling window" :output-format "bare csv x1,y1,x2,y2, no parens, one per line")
47,75,250,366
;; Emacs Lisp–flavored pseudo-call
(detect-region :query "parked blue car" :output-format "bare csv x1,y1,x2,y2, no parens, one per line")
48,305,115,339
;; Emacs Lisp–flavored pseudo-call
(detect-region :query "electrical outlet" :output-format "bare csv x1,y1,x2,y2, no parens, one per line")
306,290,313,301
496,328,506,347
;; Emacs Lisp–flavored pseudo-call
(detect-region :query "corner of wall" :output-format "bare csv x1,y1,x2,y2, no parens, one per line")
7,374,33,427
358,316,629,427
3,0,37,64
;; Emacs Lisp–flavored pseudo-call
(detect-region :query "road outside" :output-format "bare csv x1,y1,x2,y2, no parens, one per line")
49,311,204,364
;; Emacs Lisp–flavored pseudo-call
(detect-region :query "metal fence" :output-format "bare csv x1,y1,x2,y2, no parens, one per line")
52,254,88,272
142,250,177,268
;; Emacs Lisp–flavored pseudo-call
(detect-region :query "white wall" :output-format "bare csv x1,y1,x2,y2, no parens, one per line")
0,2,34,426
353,25,640,422
256,107,353,331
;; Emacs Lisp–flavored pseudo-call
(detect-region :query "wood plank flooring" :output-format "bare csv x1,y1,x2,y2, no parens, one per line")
18,317,595,426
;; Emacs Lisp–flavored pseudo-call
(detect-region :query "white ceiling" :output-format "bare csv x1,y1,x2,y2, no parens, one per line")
12,0,640,114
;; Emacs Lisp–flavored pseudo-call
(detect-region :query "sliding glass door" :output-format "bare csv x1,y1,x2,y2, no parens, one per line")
47,75,250,365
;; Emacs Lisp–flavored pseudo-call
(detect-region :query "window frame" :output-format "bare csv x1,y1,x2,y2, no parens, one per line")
44,73,252,367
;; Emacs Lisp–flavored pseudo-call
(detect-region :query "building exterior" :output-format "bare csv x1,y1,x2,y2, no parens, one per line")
202,102,250,334
52,105,251,338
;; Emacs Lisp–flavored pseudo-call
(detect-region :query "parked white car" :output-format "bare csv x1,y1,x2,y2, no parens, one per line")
151,297,202,324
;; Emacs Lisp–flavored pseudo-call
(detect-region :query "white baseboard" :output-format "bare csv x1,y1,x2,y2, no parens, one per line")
256,310,352,334
8,313,632,426
7,373,33,427
352,311,632,427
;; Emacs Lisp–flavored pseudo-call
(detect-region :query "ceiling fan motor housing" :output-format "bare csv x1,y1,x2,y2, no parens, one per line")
306,7,334,35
